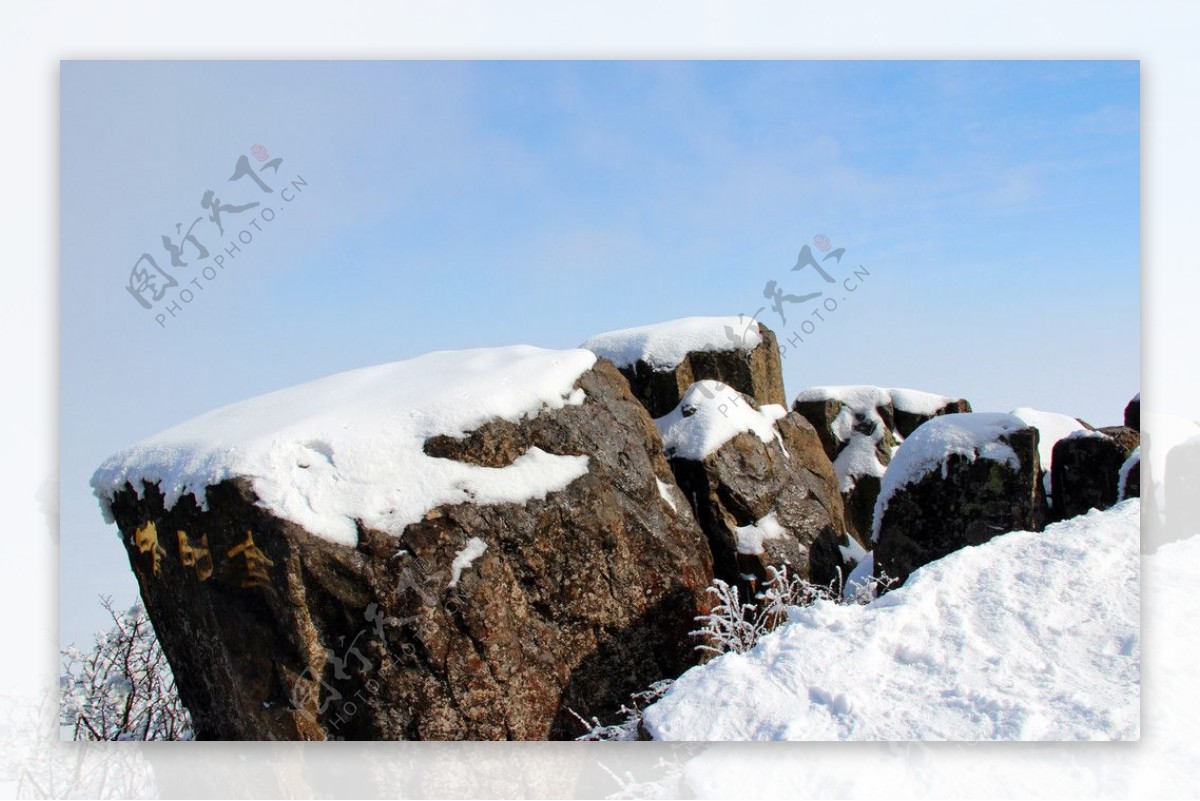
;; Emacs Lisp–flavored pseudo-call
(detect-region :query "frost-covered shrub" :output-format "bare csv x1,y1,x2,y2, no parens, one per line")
569,680,675,741
60,597,192,741
691,565,895,657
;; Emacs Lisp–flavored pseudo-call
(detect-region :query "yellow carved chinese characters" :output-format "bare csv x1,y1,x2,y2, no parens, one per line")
132,521,167,576
176,530,214,581
226,530,275,588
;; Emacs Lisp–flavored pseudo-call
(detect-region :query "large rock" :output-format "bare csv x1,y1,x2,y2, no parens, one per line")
791,386,971,544
94,349,715,740
1125,394,1141,430
654,381,847,593
873,413,1043,586
1050,429,1139,521
582,316,786,419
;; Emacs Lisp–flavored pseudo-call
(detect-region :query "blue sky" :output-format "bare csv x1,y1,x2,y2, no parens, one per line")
60,60,1139,647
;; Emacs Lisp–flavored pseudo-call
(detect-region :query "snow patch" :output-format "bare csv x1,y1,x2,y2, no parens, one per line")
448,537,488,588
581,316,762,371
871,412,1026,542
734,513,788,556
656,381,786,461
889,387,959,416
656,478,678,513
837,536,868,565
842,551,876,601
643,501,1140,741
91,346,597,546
831,433,888,494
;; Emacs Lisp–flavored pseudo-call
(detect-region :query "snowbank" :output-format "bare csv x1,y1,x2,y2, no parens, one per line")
580,316,763,370
91,346,597,546
655,381,787,461
870,412,1026,542
643,500,1140,741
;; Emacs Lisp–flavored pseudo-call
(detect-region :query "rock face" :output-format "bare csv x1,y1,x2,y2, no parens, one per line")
873,414,1043,586
1124,395,1141,430
582,317,786,419
791,386,971,545
101,360,714,741
654,383,847,593
1100,425,1141,454
1050,428,1140,520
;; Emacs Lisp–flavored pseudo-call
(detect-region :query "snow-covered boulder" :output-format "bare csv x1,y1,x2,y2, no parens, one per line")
872,412,1042,586
581,316,786,419
890,388,972,439
641,500,1140,741
791,386,971,544
1050,427,1139,521
92,347,715,740
655,381,847,591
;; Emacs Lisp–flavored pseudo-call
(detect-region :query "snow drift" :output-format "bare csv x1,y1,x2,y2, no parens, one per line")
642,499,1139,741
